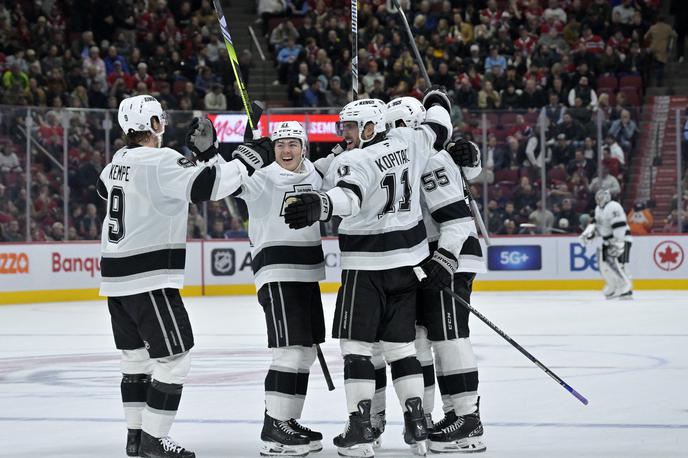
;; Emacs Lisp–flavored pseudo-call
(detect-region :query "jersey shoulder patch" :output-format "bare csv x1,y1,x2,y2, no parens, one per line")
177,157,196,168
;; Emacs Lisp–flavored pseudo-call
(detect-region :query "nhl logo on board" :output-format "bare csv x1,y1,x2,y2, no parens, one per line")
211,248,236,276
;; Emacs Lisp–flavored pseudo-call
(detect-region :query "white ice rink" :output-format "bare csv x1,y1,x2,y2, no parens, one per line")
1,291,686,457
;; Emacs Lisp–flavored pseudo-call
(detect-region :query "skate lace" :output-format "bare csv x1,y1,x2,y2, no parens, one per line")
160,437,183,454
442,416,465,434
277,420,299,435
434,413,455,430
289,420,313,433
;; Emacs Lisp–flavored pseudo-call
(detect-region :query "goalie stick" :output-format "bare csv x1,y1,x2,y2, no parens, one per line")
390,0,492,246
414,267,589,405
212,0,335,391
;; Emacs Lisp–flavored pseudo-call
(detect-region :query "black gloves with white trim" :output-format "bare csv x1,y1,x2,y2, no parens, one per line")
232,137,274,175
446,138,480,167
283,192,332,229
186,117,219,162
419,248,459,290
422,85,452,113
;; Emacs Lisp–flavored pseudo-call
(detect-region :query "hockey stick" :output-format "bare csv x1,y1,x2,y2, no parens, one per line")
390,0,491,246
413,267,589,405
316,344,335,391
351,0,358,100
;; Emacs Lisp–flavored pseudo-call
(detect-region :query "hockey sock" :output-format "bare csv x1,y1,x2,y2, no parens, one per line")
434,339,479,416
414,332,436,414
390,356,425,412
293,346,317,419
371,347,387,415
265,347,302,421
141,379,183,438
121,373,151,429
343,354,376,413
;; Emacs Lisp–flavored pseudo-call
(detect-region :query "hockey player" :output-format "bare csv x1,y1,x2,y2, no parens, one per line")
284,90,454,457
98,95,273,458
370,96,487,454
222,120,326,457
580,189,633,299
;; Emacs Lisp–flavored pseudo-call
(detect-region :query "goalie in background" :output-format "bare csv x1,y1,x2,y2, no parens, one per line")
579,189,633,299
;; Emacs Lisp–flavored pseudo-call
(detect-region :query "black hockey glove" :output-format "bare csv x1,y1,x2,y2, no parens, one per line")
447,138,480,167
185,117,218,162
419,248,458,290
422,85,452,113
283,192,332,229
232,137,275,175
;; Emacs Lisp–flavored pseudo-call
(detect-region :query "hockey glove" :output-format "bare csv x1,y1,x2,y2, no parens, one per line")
232,137,275,175
283,192,332,229
578,223,596,245
422,85,452,113
447,138,480,167
186,117,219,162
419,248,458,290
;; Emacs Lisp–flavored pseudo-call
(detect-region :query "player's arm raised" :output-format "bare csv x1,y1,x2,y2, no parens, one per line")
157,117,274,204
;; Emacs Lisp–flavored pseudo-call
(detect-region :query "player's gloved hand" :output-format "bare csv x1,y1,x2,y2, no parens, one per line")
330,139,348,155
232,137,274,175
419,248,458,290
186,117,218,162
446,138,479,167
422,85,452,113
606,240,625,258
578,223,596,245
283,192,332,229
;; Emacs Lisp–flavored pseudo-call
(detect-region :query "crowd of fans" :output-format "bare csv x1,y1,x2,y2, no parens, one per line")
0,0,684,241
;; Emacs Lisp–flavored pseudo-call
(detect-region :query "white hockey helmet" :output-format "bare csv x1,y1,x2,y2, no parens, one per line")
338,98,387,145
595,189,612,207
118,94,167,136
386,96,426,129
271,120,308,155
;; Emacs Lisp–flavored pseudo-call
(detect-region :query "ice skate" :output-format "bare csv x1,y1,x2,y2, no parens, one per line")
333,400,374,457
288,419,323,453
260,413,310,457
402,397,428,456
126,428,141,457
428,409,486,453
139,431,195,458
370,410,386,449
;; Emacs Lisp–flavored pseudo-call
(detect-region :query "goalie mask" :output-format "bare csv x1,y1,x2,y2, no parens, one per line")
595,189,612,208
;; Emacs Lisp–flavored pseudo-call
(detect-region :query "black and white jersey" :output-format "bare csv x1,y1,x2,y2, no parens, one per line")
594,201,633,244
234,160,325,289
420,150,486,273
98,146,248,296
323,126,440,271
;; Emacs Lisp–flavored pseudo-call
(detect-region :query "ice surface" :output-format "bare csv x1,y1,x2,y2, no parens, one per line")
1,291,686,457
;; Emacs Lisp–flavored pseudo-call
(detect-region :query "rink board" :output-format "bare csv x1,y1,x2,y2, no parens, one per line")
0,236,686,304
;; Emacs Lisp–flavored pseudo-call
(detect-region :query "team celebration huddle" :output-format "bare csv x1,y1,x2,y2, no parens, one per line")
99,84,488,458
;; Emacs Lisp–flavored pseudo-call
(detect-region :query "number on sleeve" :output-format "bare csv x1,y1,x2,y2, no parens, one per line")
108,186,125,243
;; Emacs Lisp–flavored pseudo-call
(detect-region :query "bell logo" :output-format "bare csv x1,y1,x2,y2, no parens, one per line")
653,241,684,271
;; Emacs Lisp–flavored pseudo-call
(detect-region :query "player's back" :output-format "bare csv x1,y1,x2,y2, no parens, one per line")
99,145,195,296
331,132,429,270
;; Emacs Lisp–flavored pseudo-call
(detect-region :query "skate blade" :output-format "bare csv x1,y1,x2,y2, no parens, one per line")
410,439,428,456
308,440,323,453
429,436,486,453
336,443,374,457
372,437,382,449
260,441,310,457
618,292,634,301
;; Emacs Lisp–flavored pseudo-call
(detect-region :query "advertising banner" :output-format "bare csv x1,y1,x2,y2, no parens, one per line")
208,114,342,144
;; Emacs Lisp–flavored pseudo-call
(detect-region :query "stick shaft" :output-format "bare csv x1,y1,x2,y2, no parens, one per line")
316,344,335,391
351,0,358,100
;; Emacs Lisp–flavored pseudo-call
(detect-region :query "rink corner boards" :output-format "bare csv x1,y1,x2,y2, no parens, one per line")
2,279,688,305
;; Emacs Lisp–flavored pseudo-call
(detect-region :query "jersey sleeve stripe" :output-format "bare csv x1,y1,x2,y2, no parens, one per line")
420,121,448,151
189,167,217,203
429,236,483,258
430,200,472,224
611,221,627,229
336,180,363,204
96,178,108,201
101,248,186,277
339,220,427,253
252,244,325,274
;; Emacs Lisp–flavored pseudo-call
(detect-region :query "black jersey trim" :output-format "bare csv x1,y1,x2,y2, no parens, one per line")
611,221,627,229
430,200,472,223
421,121,449,150
96,178,108,200
252,244,325,274
429,235,483,258
336,180,363,204
101,248,186,277
339,221,427,253
190,166,217,203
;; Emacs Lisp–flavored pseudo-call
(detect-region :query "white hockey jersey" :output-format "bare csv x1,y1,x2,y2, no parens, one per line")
323,125,439,270
98,146,248,296
234,160,325,289
594,200,633,244
421,150,486,273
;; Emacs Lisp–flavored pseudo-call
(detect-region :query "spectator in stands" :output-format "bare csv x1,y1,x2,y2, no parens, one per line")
478,80,501,109
132,62,154,91
608,109,638,152
455,75,478,108
520,78,545,110
49,221,65,241
269,20,299,53
82,46,106,84
2,220,23,242
209,218,226,239
557,112,586,143
485,46,507,73
551,133,575,166
0,147,22,172
589,165,621,196
604,134,626,167
302,78,328,107
325,76,348,107
568,76,597,109
276,37,301,84
204,83,227,111
362,60,384,95
542,92,566,125
567,149,595,180
613,0,637,25
514,176,539,210
224,217,248,238
644,16,676,86
497,218,518,235
530,201,556,234
555,198,578,232
628,201,654,235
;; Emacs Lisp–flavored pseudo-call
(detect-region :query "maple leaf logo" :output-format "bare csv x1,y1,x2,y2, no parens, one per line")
658,246,679,264
653,241,685,271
